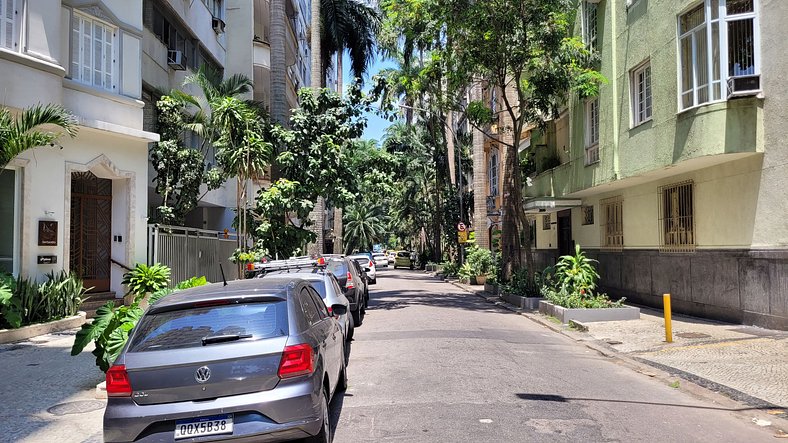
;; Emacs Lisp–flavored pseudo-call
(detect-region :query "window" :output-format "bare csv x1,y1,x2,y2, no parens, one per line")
542,215,551,231
631,61,653,126
659,181,695,252
582,1,598,51
585,98,600,165
203,0,224,19
600,196,623,251
678,0,760,110
299,288,322,325
0,167,20,274
1,0,19,51
581,205,594,226
71,12,117,91
488,149,499,197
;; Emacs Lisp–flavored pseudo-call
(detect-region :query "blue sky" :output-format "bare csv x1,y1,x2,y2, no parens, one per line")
342,53,398,144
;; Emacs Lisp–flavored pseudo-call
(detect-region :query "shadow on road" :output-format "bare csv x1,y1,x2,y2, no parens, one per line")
515,393,787,412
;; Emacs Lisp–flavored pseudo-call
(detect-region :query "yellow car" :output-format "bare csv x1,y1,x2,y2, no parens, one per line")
393,251,414,270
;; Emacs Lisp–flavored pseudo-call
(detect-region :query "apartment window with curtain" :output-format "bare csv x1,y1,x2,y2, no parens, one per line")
71,11,117,91
585,98,600,165
678,0,760,110
582,1,598,51
488,149,499,197
1,0,19,51
631,61,653,126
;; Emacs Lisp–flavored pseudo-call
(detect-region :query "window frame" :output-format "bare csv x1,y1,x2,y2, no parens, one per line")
659,180,696,253
581,205,595,226
585,98,600,165
600,196,624,251
70,10,118,92
0,0,20,52
630,60,653,127
582,1,598,52
542,214,551,231
677,0,761,112
0,166,21,276
488,149,499,197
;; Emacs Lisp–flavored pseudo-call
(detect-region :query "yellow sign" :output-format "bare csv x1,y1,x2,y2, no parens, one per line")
458,230,468,244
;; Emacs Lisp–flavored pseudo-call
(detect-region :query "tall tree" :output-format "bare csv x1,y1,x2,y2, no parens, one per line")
0,104,77,168
321,0,380,90
270,0,288,128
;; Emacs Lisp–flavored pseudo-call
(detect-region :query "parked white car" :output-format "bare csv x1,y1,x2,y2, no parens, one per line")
349,254,377,284
372,252,389,268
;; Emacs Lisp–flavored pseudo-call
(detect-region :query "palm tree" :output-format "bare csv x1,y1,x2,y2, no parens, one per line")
343,202,386,254
0,104,77,169
270,0,288,128
321,0,380,92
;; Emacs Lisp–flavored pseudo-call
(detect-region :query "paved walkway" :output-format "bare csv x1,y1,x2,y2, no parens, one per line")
443,276,788,430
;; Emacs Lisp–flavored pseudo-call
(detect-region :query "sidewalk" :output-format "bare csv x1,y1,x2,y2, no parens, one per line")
439,275,788,428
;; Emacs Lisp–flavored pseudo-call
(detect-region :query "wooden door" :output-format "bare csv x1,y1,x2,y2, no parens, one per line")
557,209,573,257
70,172,112,292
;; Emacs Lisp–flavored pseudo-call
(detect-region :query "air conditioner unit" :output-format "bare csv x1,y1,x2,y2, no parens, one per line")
212,17,226,34
167,50,186,70
727,74,760,98
167,50,186,71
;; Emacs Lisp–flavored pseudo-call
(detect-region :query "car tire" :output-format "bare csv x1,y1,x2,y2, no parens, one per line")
352,305,362,327
346,314,354,341
338,355,348,391
305,388,330,443
371,278,377,285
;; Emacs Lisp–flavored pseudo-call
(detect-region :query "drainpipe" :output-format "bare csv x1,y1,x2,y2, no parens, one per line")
611,0,621,180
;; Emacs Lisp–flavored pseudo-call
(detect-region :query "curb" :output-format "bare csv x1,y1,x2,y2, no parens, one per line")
435,275,788,432
0,312,87,344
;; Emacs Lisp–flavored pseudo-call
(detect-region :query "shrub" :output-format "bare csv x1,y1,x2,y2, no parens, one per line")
0,271,87,329
71,276,207,372
502,268,541,297
458,262,474,281
441,261,460,277
121,263,171,296
465,245,494,276
542,245,623,309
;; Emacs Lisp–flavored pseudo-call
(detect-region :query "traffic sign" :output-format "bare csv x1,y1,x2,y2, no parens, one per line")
457,222,467,232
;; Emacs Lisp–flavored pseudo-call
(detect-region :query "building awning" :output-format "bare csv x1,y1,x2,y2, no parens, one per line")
524,197,583,213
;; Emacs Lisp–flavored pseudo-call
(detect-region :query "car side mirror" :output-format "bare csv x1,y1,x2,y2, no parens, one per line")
331,304,347,316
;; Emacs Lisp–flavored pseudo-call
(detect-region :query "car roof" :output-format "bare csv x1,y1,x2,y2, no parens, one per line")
148,278,296,314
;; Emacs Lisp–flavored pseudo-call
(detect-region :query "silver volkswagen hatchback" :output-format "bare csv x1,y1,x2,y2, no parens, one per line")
103,278,347,443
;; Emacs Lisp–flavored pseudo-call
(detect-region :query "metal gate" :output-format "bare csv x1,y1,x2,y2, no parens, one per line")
148,224,239,285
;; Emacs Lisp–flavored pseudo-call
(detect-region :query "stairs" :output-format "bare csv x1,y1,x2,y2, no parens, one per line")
80,292,120,318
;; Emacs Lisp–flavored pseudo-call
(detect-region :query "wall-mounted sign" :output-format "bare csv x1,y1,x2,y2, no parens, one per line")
37,255,57,264
38,220,58,246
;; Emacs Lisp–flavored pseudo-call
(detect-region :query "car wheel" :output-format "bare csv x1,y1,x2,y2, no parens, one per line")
305,388,330,443
346,314,354,341
352,305,362,327
371,278,377,285
338,354,348,391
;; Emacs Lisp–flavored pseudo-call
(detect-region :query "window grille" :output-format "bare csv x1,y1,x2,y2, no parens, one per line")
659,181,695,252
542,215,551,231
631,61,652,126
71,12,116,91
581,205,594,225
600,196,623,251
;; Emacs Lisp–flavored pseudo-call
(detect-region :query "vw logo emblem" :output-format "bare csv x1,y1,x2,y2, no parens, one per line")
195,366,211,383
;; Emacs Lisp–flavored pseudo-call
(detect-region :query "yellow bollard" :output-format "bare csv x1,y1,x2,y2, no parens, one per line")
663,293,673,343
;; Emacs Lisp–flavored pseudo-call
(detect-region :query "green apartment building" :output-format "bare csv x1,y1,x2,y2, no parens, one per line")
525,0,786,330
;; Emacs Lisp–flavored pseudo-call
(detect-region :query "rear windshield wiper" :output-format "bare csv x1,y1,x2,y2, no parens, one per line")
201,334,253,346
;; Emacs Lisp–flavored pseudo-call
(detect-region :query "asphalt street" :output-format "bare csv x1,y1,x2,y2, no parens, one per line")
332,268,774,442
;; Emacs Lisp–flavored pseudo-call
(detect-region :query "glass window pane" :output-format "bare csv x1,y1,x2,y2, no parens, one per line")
680,37,694,96
695,29,709,104
728,18,755,76
0,170,16,274
726,0,753,15
680,4,705,34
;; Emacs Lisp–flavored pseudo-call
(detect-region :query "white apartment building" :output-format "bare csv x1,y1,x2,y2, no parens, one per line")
0,0,157,296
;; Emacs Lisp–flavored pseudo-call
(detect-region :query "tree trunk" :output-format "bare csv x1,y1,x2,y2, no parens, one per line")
270,0,287,127
305,0,323,256
471,82,490,250
336,53,343,96
333,207,343,254
499,84,528,281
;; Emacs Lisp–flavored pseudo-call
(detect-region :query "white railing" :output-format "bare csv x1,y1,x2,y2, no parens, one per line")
148,224,240,285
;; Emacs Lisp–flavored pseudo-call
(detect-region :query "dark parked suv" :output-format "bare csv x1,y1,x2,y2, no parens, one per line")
103,278,347,443
325,257,368,327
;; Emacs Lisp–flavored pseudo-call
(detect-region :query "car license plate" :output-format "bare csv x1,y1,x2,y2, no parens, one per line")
174,414,233,440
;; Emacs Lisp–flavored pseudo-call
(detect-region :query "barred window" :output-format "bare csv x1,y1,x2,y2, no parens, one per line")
581,205,594,225
659,181,695,252
601,197,623,251
542,215,551,231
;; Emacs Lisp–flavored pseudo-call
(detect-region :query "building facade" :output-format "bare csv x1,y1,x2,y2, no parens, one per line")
1,0,158,296
525,0,786,329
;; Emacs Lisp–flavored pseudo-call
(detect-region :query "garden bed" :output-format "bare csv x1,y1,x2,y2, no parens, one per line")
502,293,543,310
538,301,640,324
0,312,87,344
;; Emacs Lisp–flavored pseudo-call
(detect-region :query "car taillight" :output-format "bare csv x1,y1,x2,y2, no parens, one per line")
346,272,354,289
106,365,132,397
327,306,333,315
278,344,314,379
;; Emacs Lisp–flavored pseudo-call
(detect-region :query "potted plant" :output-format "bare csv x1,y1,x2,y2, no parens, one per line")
458,262,474,285
121,263,171,309
538,245,639,323
465,245,493,285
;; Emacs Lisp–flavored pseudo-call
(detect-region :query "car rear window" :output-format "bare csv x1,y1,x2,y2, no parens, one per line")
128,302,288,352
352,257,368,264
397,252,410,257
327,260,347,275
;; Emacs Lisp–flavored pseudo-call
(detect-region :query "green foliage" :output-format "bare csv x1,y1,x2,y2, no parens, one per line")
0,104,77,168
121,263,171,296
0,271,87,329
542,245,624,309
465,245,494,277
441,261,460,277
458,262,474,281
502,268,541,297
343,203,387,254
71,276,202,372
252,178,317,259
320,0,380,81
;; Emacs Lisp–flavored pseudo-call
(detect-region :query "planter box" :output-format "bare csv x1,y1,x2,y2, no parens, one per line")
0,312,87,344
425,264,443,272
501,293,544,310
484,282,499,295
538,301,640,324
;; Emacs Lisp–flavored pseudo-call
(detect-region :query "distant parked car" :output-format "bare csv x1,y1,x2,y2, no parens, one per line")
393,251,414,270
372,252,389,268
388,251,396,264
349,254,377,285
103,278,347,443
325,257,368,327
